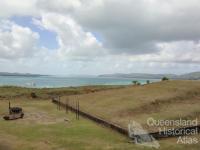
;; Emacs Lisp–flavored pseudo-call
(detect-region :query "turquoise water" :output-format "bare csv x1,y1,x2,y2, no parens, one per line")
0,75,160,88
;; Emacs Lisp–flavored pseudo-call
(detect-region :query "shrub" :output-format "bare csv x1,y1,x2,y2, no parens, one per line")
30,92,37,98
162,77,169,81
132,80,138,85
146,80,150,84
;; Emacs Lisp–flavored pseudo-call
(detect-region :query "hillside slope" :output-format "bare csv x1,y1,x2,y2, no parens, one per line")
62,80,200,132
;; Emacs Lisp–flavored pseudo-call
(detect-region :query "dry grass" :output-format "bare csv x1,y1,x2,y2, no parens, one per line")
0,99,132,150
61,80,200,131
0,85,125,100
1,81,200,149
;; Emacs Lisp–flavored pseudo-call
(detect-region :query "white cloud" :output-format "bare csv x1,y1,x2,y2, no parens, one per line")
0,0,200,74
0,0,38,18
129,41,200,64
33,13,105,60
34,0,200,63
70,0,200,55
0,20,40,59
36,0,81,13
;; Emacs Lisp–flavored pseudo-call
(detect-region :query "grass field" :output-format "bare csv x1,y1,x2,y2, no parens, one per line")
0,99,133,150
0,81,200,150
0,85,125,100
1,99,200,150
61,80,200,131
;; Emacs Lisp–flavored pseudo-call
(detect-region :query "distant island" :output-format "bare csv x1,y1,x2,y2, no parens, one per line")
0,72,46,77
99,72,200,80
1,71,200,80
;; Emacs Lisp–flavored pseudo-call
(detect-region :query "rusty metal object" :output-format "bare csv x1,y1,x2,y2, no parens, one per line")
3,102,24,120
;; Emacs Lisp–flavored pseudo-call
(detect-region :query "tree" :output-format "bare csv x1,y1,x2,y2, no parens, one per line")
132,80,138,85
146,80,150,84
162,77,169,81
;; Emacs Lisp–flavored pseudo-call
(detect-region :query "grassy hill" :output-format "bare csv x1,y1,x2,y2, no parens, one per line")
61,80,200,132
1,81,200,149
1,99,199,150
0,85,124,100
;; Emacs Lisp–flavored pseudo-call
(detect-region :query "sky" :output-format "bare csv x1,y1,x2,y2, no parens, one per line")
0,0,200,75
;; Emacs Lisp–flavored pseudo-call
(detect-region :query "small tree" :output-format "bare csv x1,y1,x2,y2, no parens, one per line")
132,80,138,85
162,76,169,81
146,80,150,84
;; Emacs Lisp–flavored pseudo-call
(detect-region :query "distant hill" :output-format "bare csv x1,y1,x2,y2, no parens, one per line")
99,72,200,80
99,73,177,79
0,72,45,77
178,72,200,80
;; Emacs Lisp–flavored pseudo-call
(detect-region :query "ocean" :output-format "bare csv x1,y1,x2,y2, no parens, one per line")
0,75,160,88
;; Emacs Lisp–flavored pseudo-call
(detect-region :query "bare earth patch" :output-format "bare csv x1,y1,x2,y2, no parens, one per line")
16,111,68,125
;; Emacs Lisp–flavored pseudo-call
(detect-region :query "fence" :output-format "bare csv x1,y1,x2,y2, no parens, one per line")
52,97,200,141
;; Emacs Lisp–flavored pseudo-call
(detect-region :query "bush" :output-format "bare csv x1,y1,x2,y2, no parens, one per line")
132,81,141,85
162,77,169,81
30,92,37,98
146,80,150,84
132,80,138,85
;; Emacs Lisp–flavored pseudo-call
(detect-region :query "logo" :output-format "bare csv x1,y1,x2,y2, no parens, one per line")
128,121,160,149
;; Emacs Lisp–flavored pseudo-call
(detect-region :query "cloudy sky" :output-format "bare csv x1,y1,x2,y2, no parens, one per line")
0,0,200,75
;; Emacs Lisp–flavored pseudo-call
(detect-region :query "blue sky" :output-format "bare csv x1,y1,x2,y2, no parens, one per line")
11,16,58,50
11,15,103,51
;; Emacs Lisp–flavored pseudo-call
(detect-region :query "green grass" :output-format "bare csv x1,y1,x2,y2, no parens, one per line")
1,100,200,150
0,100,131,150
